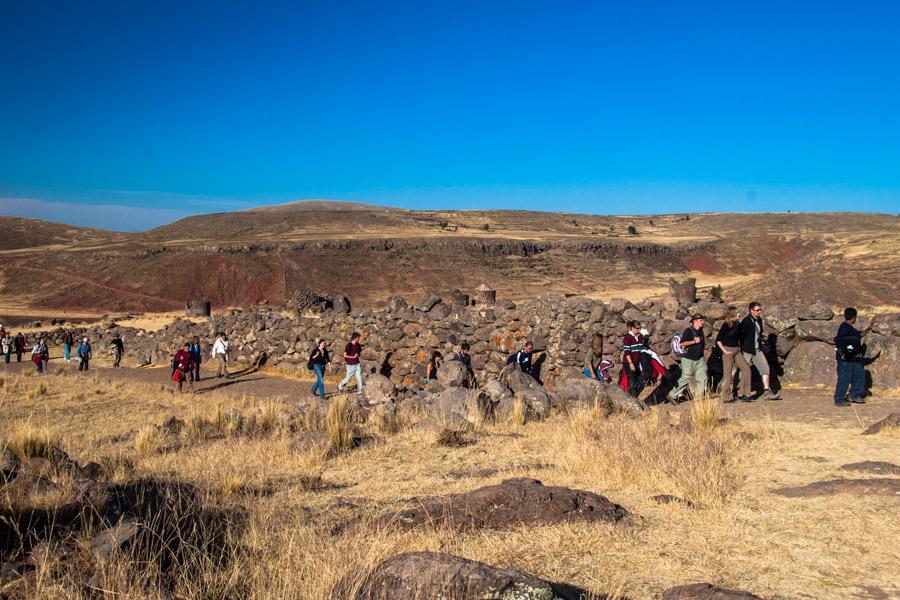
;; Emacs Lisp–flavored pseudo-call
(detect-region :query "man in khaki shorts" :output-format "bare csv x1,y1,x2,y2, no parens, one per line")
740,302,781,400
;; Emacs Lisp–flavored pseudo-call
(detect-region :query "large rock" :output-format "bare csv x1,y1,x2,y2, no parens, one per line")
797,301,834,321
554,378,647,415
862,413,900,435
662,582,763,599
363,374,394,404
795,320,837,343
667,278,697,306
333,552,588,600
437,360,469,388
505,371,551,420
764,305,797,332
333,295,352,314
782,342,835,386
372,478,627,532
866,333,900,388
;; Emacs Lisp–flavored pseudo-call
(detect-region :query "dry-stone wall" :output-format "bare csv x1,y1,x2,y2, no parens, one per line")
20,293,900,390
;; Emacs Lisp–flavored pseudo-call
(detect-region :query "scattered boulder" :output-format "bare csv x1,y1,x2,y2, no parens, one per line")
662,582,763,599
333,552,590,600
437,360,469,388
417,296,442,312
862,413,900,435
797,301,834,321
363,374,394,404
372,477,627,532
333,295,352,314
782,342,834,386
774,478,900,497
794,320,836,343
505,371,551,420
554,378,646,415
668,278,697,306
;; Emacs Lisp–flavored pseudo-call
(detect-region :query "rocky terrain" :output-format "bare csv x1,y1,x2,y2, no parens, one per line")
1,203,897,321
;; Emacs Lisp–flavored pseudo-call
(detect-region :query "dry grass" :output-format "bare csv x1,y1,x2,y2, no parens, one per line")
0,371,899,599
689,391,722,431
4,421,62,461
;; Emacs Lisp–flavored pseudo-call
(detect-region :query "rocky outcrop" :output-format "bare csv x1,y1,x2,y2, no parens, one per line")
333,552,590,600
372,477,627,532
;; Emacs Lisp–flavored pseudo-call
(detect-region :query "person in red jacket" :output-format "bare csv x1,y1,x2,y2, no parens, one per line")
172,341,195,393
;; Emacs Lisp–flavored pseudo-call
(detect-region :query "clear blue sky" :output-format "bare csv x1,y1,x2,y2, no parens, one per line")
2,1,899,230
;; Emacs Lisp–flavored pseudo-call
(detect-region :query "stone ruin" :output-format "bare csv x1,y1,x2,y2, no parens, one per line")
185,300,211,317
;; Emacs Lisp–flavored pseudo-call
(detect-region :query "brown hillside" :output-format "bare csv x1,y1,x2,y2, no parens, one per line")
0,205,897,319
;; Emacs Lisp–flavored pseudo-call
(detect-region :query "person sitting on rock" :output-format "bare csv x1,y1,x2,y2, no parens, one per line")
173,341,195,393
424,350,442,385
337,332,364,396
833,307,873,407
77,337,93,372
583,333,605,381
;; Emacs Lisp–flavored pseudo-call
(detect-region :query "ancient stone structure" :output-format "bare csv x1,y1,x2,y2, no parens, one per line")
185,300,211,317
474,284,496,305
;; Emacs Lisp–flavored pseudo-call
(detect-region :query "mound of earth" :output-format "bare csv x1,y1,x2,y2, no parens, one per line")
372,477,627,532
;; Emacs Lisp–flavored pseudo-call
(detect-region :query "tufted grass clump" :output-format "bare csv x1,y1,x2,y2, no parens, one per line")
690,391,722,432
326,394,355,451
5,421,61,461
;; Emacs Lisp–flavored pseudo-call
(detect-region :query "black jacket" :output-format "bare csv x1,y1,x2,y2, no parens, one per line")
740,315,764,355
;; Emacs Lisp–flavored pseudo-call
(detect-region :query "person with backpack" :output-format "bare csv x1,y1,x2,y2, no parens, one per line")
638,328,668,387
740,302,781,400
308,339,331,399
337,332,364,395
424,351,442,385
189,336,202,381
172,341,195,392
583,333,605,380
833,307,872,407
14,333,25,362
666,314,708,403
716,308,752,402
509,341,535,374
110,333,124,368
62,330,74,362
211,333,229,378
77,337,92,371
31,337,50,374
620,321,645,397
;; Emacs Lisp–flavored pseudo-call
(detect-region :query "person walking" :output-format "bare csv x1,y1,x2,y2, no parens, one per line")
173,341,195,392
337,332,364,396
211,333,229,378
14,333,25,362
62,330,74,363
620,321,644,396
833,307,872,407
189,336,202,382
110,334,125,368
1,333,11,364
424,351,442,385
716,308,752,402
666,314,708,403
740,302,781,400
308,339,331,400
31,337,49,374
77,337,92,371
583,333,605,380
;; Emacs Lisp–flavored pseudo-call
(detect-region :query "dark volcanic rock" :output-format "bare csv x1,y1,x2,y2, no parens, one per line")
862,413,900,435
840,461,900,476
662,582,763,599
774,478,900,497
373,477,627,532
332,551,591,600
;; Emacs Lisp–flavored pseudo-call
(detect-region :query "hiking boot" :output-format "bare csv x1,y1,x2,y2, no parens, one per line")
764,389,782,401
849,397,866,404
739,395,753,402
834,401,850,407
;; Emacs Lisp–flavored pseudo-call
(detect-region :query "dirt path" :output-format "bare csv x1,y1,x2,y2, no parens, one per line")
4,359,899,426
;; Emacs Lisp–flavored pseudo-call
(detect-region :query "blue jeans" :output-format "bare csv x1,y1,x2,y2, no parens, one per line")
338,364,363,393
834,360,864,403
311,364,326,399
64,343,71,361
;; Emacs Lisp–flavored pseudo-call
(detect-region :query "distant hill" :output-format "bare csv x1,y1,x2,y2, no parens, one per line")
0,203,897,317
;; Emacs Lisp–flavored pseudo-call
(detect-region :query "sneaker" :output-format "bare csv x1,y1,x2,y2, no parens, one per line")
849,397,866,404
834,401,850,407
764,389,782,401
666,394,679,405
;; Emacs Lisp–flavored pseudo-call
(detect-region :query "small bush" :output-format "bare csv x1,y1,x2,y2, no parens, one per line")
627,225,638,235
326,395,355,451
710,285,724,302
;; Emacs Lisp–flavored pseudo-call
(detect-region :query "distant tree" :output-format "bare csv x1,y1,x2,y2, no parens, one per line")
481,223,491,231
648,219,654,226
711,285,724,302
627,225,638,235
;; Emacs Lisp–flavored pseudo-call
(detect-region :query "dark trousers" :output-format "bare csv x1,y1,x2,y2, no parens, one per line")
193,361,201,382
834,360,864,403
79,358,89,371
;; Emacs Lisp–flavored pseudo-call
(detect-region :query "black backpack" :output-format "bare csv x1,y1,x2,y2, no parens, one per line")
506,351,518,366
307,348,317,371
835,336,862,362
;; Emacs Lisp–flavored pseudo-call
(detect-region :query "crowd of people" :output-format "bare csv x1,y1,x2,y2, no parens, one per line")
3,302,875,407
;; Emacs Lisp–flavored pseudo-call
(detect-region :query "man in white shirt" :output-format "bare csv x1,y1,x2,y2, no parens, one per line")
211,333,230,378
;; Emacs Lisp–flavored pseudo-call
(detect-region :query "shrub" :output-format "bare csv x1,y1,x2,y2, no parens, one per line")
627,225,638,235
710,284,724,302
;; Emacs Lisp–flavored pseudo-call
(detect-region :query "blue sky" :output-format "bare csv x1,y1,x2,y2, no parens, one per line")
2,1,899,231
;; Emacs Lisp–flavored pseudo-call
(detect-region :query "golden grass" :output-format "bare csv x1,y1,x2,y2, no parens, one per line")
325,394,355,451
0,371,899,599
689,391,722,432
4,421,62,461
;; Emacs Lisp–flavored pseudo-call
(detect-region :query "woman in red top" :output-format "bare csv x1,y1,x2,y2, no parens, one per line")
172,341,195,393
